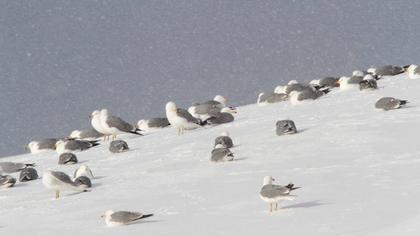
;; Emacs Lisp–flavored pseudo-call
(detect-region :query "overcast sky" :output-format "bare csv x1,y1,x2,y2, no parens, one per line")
1,0,419,157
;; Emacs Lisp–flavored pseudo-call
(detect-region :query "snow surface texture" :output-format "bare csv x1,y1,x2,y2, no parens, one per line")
1,74,419,235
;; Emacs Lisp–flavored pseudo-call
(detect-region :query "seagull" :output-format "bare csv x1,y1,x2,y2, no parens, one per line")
211,147,234,162
42,170,89,199
74,165,94,179
405,64,420,79
0,162,35,174
310,77,339,88
276,120,297,136
259,176,300,212
284,80,308,95
188,103,223,120
100,109,143,140
58,153,78,165
55,139,100,154
289,86,329,104
109,140,129,153
102,210,154,227
27,138,59,153
202,95,228,108
74,176,92,188
359,75,378,91
214,131,233,148
137,118,170,132
19,168,39,182
0,175,16,188
68,129,104,141
375,97,408,111
257,92,288,104
204,107,237,125
367,65,405,78
90,110,111,141
165,101,204,135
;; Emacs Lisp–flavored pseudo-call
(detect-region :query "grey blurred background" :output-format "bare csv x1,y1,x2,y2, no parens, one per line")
1,0,419,157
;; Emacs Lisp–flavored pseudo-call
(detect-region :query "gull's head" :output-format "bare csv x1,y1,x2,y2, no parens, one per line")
407,64,418,74
214,144,224,149
274,85,285,94
220,131,230,137
352,70,364,77
90,110,100,119
288,80,299,85
263,176,275,185
69,130,82,139
55,140,65,148
102,209,114,218
100,109,109,116
221,107,237,114
214,95,227,105
367,68,376,75
76,165,93,178
309,79,320,87
27,141,38,151
363,74,374,81
165,102,177,112
137,119,146,128
257,92,265,103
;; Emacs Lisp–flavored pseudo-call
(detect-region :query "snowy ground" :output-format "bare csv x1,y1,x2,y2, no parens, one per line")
1,74,420,236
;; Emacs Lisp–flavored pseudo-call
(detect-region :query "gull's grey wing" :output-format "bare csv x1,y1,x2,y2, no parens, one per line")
37,139,59,149
50,171,75,185
106,116,135,132
375,97,402,110
148,118,170,128
193,104,222,116
110,211,142,223
65,140,92,151
214,136,233,148
0,162,26,173
260,184,290,198
285,84,308,94
176,108,200,123
80,129,104,139
206,113,234,124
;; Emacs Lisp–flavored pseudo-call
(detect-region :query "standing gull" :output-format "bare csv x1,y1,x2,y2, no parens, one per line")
289,87,329,105
260,176,300,212
0,162,35,174
165,101,204,135
100,109,143,140
42,170,89,199
90,110,111,141
102,210,154,227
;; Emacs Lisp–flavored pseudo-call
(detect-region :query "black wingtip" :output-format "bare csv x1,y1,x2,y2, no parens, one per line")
141,214,154,219
400,100,408,105
129,130,143,136
25,163,36,167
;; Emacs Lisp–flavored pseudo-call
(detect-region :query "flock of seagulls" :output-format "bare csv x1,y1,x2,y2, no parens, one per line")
0,64,418,227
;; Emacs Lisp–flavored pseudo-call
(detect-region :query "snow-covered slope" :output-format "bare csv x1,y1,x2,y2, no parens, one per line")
1,74,420,236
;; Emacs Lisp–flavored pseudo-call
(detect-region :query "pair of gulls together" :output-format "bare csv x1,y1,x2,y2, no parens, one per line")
258,80,331,105
211,132,234,162
42,165,94,199
165,95,236,135
0,162,36,188
27,138,100,154
90,109,142,141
